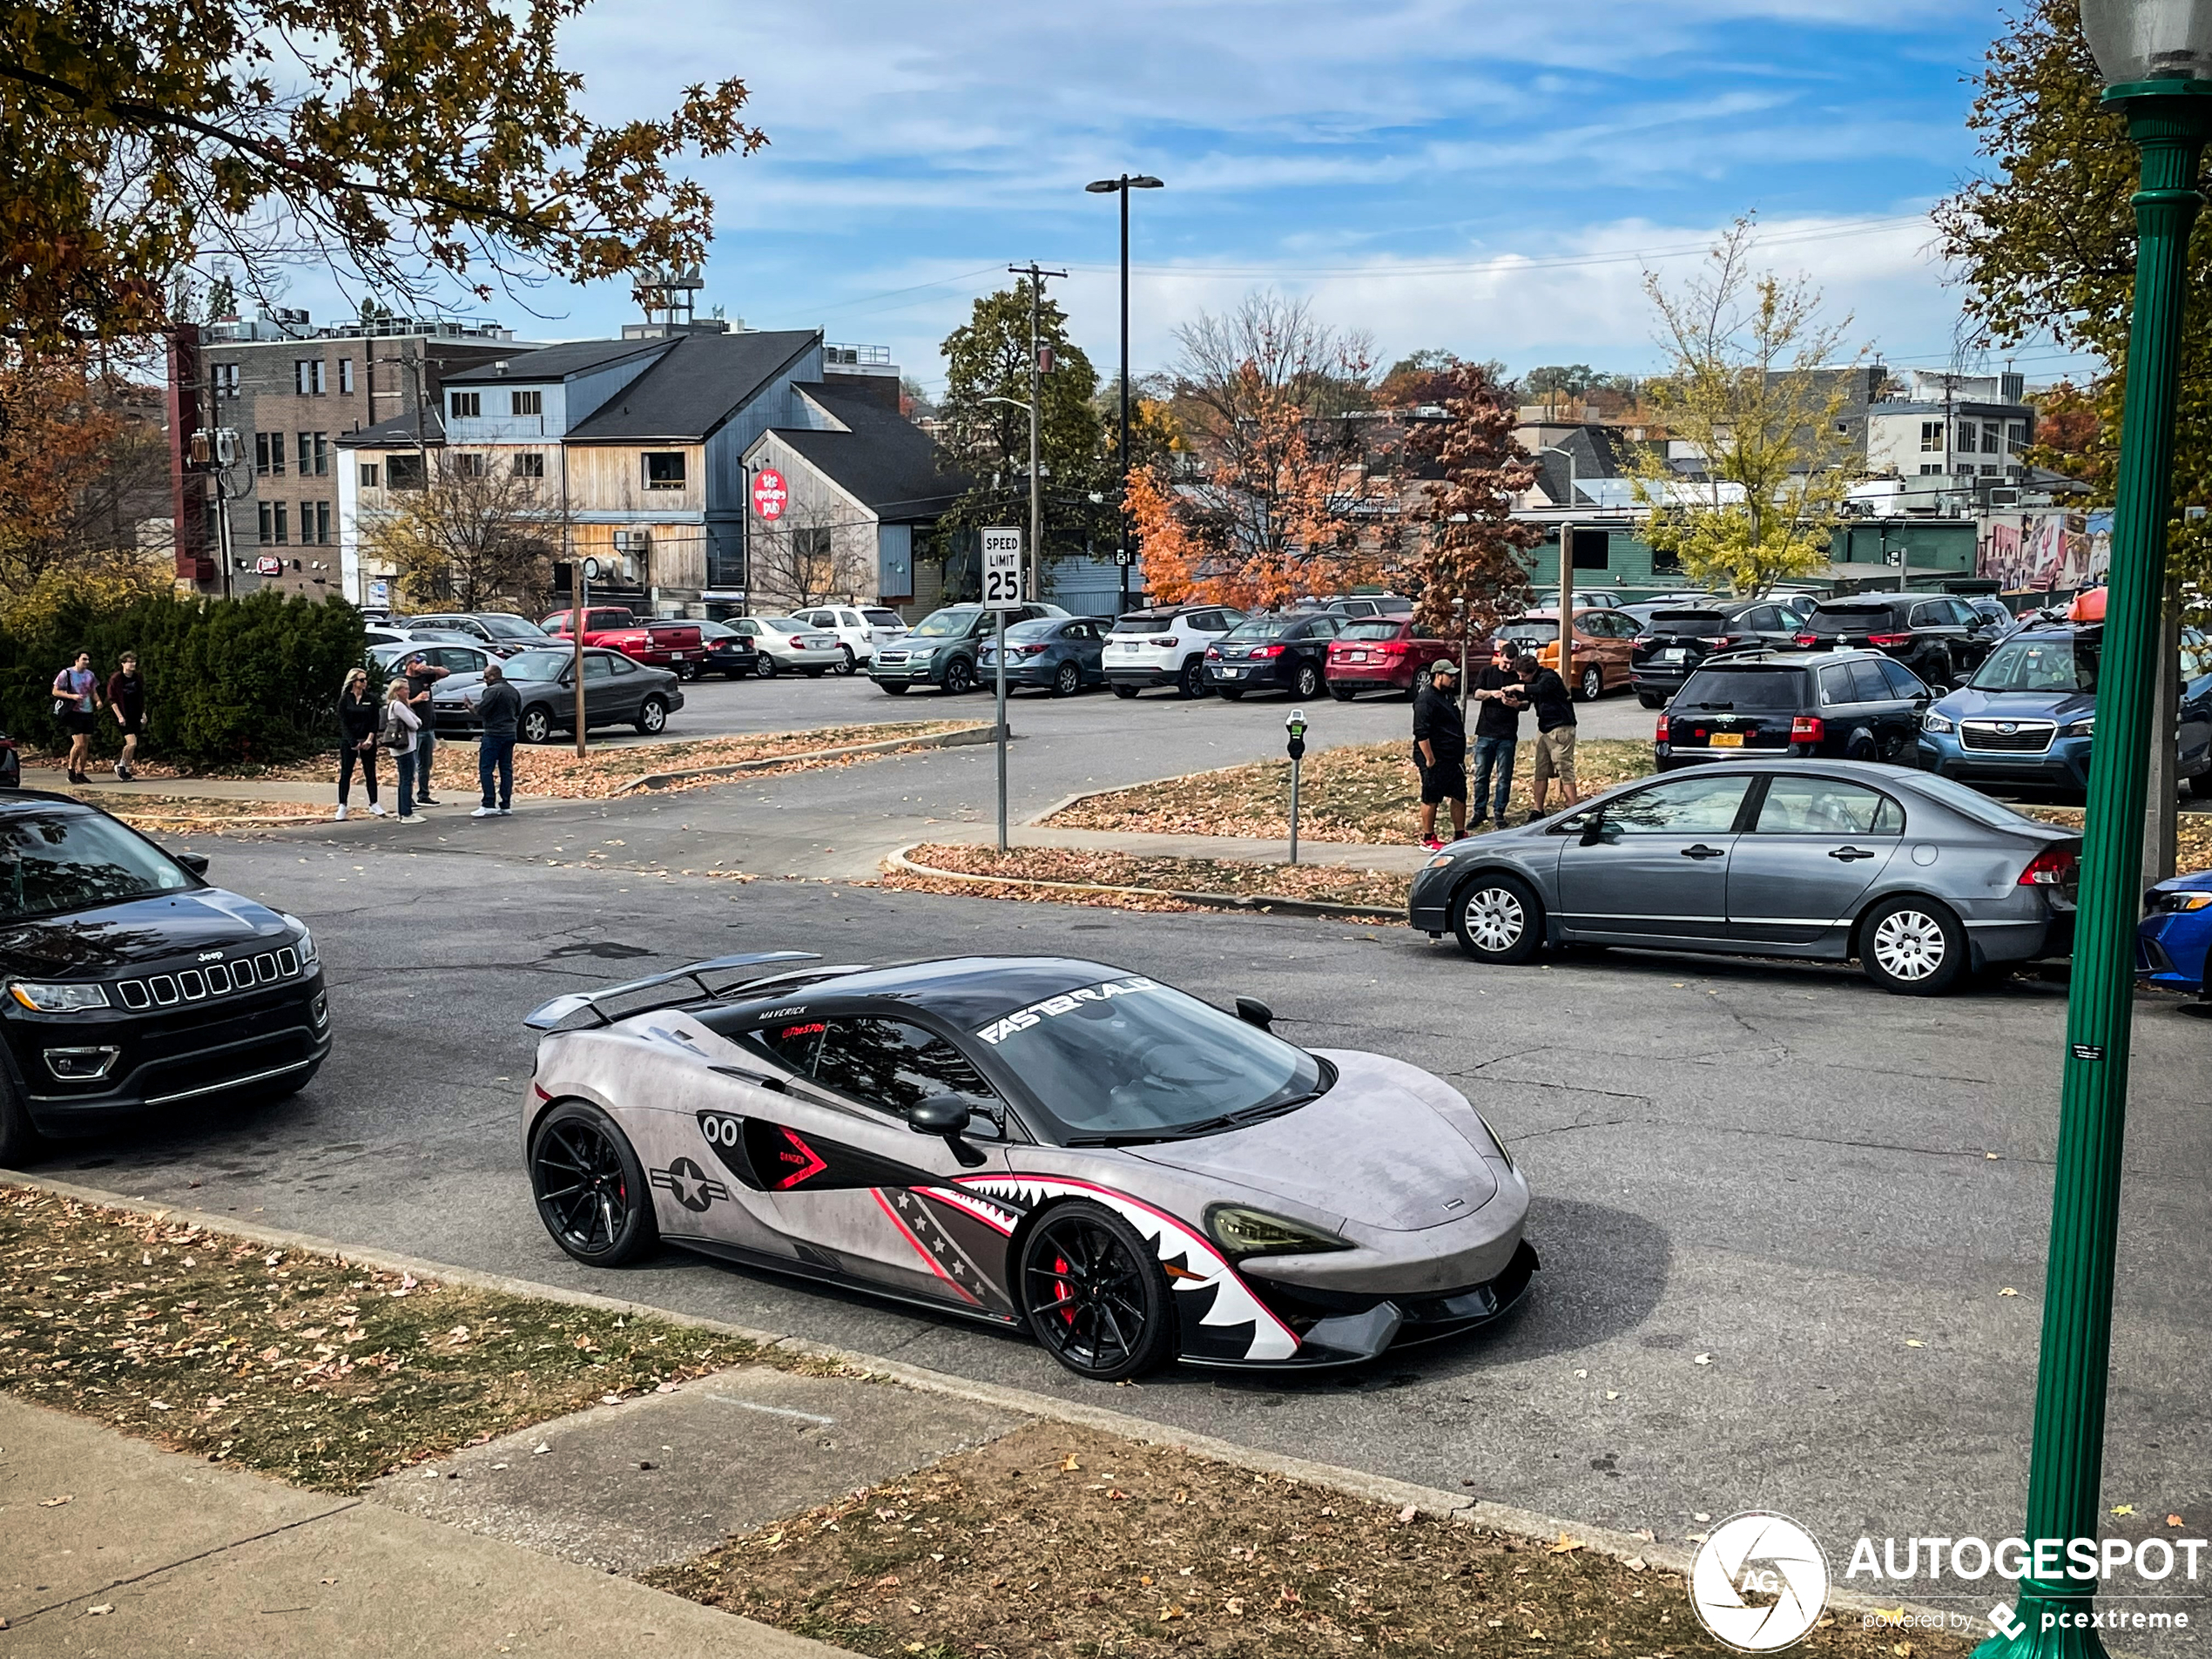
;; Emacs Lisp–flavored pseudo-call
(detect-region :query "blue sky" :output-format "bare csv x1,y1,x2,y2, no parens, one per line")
300,2,2093,392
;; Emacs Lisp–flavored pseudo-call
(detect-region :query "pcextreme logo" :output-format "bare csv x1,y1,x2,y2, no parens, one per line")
1689,1513,1831,1652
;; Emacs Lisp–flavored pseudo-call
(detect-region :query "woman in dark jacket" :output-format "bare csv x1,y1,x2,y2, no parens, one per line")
334,666,384,820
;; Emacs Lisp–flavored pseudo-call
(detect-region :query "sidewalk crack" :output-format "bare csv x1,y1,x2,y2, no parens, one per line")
10,1499,362,1627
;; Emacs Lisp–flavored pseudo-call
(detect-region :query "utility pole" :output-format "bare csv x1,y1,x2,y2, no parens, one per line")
1008,263,1066,607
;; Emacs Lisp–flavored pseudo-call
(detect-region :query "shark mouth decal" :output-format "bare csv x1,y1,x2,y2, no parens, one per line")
953,1174,1300,1363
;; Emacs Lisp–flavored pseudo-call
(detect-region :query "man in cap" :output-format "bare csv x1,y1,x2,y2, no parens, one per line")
1413,658,1468,851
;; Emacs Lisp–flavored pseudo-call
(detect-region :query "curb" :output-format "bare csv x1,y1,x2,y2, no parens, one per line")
880,844,1405,921
0,1168,1964,1629
614,723,1001,794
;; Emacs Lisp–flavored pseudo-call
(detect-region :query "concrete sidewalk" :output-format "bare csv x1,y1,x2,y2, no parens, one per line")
0,1396,844,1657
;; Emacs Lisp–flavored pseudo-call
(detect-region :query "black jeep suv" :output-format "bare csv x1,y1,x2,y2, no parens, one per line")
1792,592,2000,691
0,794,329,1161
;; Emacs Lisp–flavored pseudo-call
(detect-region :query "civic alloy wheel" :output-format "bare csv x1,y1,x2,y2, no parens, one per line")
1019,1202,1174,1381
1859,896,1965,996
1453,873,1543,965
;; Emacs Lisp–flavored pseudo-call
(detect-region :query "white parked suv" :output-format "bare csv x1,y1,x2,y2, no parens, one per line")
795,604,893,671
1103,604,1247,699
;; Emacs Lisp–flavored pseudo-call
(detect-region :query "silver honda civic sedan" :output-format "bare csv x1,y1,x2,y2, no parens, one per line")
1408,759,2078,995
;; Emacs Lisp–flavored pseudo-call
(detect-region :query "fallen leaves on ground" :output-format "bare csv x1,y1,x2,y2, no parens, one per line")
2021,805,2212,875
644,1422,1971,1659
1045,738,1652,846
0,1187,779,1492
886,844,1411,914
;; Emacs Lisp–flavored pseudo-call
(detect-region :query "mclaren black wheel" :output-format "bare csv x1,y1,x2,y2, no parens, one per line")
529,1100,657,1266
1019,1201,1176,1381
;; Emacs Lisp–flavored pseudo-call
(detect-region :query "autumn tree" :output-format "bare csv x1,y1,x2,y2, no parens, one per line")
1379,349,1504,409
364,456,554,610
0,0,767,346
1934,0,2212,591
932,281,1110,574
1632,218,1863,595
750,497,873,614
1131,292,1382,608
1406,364,1542,640
0,347,171,590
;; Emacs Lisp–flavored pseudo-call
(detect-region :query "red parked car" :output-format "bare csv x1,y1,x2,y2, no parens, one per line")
540,607,707,677
1325,619,1465,699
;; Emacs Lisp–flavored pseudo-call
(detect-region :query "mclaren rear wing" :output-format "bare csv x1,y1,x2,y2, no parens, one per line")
523,950,835,1033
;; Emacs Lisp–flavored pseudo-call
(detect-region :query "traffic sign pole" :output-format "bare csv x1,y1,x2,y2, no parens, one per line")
983,528,1022,852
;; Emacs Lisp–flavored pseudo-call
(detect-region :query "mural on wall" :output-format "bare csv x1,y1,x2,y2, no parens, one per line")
1978,512,2107,591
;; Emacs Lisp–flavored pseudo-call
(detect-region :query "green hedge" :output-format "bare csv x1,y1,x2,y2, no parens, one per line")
0,590,366,768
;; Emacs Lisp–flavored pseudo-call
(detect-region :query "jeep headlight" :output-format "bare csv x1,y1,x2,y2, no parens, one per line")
10,981,112,1013
1919,711,1955,735
1204,1204,1351,1258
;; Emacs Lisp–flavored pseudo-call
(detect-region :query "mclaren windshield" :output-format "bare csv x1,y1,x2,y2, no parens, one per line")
974,975,1329,1143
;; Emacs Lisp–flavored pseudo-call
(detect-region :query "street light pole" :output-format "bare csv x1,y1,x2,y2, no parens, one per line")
1972,12,2212,1657
1086,174,1163,617
1538,444,1578,691
1008,263,1068,607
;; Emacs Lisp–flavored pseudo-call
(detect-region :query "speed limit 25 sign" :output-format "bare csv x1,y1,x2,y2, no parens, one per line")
981,527,1023,610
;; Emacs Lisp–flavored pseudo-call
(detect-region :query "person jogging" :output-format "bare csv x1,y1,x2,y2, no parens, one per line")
51,651,102,786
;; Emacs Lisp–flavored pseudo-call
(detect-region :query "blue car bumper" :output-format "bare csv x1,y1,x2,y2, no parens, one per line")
2138,910,2212,992
1915,733,2094,792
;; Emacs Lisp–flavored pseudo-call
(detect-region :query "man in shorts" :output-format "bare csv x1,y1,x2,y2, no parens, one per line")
1518,651,1579,820
1413,658,1467,850
106,651,145,780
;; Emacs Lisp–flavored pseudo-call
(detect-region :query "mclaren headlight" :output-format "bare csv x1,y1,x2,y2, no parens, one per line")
1476,1111,1518,1173
1205,1204,1351,1259
10,981,112,1013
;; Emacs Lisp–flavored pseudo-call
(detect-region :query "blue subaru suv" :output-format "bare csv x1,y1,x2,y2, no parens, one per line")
1915,623,2212,797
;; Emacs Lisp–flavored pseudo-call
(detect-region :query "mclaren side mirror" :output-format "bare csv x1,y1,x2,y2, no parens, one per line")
908,1094,988,1167
1234,996,1273,1031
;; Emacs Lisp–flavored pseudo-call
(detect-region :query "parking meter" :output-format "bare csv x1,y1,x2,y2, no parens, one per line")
1285,710,1307,862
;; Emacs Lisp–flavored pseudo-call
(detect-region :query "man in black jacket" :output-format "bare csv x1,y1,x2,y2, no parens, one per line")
1519,652,1579,820
1413,658,1467,849
1468,638,1527,828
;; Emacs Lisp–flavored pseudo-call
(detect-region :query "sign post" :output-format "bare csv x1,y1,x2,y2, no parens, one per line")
982,528,1023,851
1285,709,1308,865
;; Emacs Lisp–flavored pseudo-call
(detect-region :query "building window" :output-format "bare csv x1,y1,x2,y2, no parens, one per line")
315,502,331,543
513,452,544,479
255,432,272,475
1981,463,2000,476
258,502,273,542
295,360,325,395
386,453,425,490
1981,422,2001,455
314,432,329,475
2006,421,2027,448
643,451,685,489
511,389,543,416
267,431,285,475
298,431,312,474
360,462,381,489
449,391,482,419
273,502,288,544
339,358,354,395
214,364,240,399
1919,463,1944,475
452,452,485,478
1919,421,1944,454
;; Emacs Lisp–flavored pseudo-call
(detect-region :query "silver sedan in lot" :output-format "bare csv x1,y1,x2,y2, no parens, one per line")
1408,760,2080,995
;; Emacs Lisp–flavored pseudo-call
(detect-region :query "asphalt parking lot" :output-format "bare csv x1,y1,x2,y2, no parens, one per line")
37,811,2211,1599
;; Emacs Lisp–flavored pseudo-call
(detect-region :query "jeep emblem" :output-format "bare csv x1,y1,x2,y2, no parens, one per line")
198,949,224,962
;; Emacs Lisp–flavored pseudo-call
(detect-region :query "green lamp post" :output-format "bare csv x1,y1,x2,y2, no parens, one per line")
1976,5,2212,1658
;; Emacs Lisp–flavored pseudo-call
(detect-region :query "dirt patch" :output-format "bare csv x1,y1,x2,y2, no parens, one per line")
0,1187,793,1493
98,796,331,835
44,723,979,802
887,844,1410,914
645,1420,1959,1659
1046,739,1652,846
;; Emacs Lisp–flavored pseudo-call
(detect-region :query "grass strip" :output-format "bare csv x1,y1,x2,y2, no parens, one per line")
0,1186,781,1493
892,844,1412,911
1047,739,1654,846
645,1420,1964,1659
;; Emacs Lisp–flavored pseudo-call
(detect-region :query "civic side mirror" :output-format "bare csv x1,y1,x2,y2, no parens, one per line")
1234,996,1273,1031
1578,815,1607,846
175,851,210,876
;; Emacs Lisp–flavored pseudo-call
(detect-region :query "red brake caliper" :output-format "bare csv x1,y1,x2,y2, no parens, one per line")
1052,1255,1075,1325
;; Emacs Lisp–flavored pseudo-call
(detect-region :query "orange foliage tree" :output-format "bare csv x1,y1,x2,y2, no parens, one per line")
1408,363,1542,639
0,348,164,590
